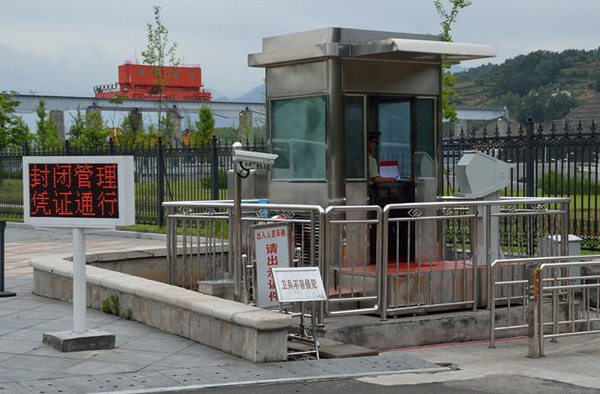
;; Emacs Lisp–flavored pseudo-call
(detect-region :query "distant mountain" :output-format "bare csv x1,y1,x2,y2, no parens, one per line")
454,48,600,123
567,92,600,119
205,87,229,102
234,85,264,103
206,85,264,103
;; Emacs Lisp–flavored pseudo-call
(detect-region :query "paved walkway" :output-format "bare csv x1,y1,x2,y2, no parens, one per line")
4,223,600,393
0,223,444,394
365,335,600,391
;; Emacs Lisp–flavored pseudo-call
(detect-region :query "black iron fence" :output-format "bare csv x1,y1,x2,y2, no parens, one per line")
2,119,599,249
0,136,266,226
443,118,600,250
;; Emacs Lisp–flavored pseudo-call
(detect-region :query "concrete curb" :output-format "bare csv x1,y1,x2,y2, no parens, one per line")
30,255,293,362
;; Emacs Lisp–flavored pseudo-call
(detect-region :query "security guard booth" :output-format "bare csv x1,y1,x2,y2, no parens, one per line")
248,27,494,208
248,27,494,264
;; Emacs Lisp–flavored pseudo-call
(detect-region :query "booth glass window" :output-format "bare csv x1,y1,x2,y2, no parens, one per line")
271,96,327,180
378,100,411,179
415,98,436,177
344,95,365,179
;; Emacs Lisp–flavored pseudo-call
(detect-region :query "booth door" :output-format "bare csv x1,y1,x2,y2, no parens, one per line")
369,96,422,262
344,94,437,205
369,95,437,202
369,96,414,204
344,94,437,264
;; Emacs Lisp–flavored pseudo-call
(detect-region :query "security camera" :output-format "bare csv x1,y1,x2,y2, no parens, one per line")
233,149,279,166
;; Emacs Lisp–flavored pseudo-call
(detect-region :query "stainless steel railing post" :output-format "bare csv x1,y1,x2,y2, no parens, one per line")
489,261,496,348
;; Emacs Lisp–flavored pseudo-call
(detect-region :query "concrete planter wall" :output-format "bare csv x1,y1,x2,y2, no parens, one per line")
87,248,170,283
30,255,292,362
86,246,230,288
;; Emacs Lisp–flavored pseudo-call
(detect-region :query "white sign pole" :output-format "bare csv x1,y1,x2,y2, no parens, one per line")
23,156,135,351
72,227,87,333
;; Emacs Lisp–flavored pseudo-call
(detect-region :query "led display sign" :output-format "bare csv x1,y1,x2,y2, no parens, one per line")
23,156,135,228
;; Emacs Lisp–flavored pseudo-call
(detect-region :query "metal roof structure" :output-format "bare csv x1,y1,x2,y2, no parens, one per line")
249,27,495,67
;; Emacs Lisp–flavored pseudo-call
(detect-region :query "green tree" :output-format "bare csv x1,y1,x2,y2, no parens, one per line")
191,105,215,146
35,99,61,150
68,107,86,144
146,113,176,146
159,112,177,145
78,111,110,149
434,0,472,121
108,94,126,129
141,5,181,139
119,111,145,146
11,117,31,147
519,88,578,124
489,92,522,120
0,91,30,150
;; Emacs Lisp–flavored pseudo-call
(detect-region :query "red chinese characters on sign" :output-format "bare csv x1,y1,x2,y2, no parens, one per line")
266,242,279,302
29,163,119,219
255,227,286,240
280,278,318,291
254,224,291,307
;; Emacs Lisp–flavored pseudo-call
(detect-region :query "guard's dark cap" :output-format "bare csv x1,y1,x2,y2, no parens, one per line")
368,132,381,142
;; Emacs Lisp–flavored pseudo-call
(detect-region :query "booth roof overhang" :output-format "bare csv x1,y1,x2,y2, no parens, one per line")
248,27,496,67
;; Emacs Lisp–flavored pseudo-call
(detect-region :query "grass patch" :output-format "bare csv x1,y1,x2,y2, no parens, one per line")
0,179,23,204
119,224,165,234
100,294,132,319
0,216,23,223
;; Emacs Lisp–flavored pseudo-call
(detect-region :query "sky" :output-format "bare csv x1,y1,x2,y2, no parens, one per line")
1,0,599,100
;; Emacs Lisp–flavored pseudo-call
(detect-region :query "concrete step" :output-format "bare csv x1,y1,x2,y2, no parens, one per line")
288,336,378,359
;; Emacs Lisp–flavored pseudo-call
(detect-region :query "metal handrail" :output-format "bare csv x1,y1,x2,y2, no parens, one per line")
165,197,572,323
382,201,478,317
165,201,325,308
536,256,600,357
489,258,535,348
384,197,570,211
323,205,383,317
490,255,600,356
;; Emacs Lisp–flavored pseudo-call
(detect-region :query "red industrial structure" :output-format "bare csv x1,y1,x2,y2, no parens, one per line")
94,62,212,101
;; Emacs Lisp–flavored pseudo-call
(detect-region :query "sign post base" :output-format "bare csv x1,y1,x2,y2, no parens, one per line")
43,329,115,352
0,291,16,298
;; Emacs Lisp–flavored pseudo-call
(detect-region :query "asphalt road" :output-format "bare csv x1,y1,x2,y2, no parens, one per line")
182,375,600,394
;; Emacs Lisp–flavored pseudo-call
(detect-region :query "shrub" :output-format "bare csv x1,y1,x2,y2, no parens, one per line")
101,294,119,316
200,168,229,190
537,171,599,194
